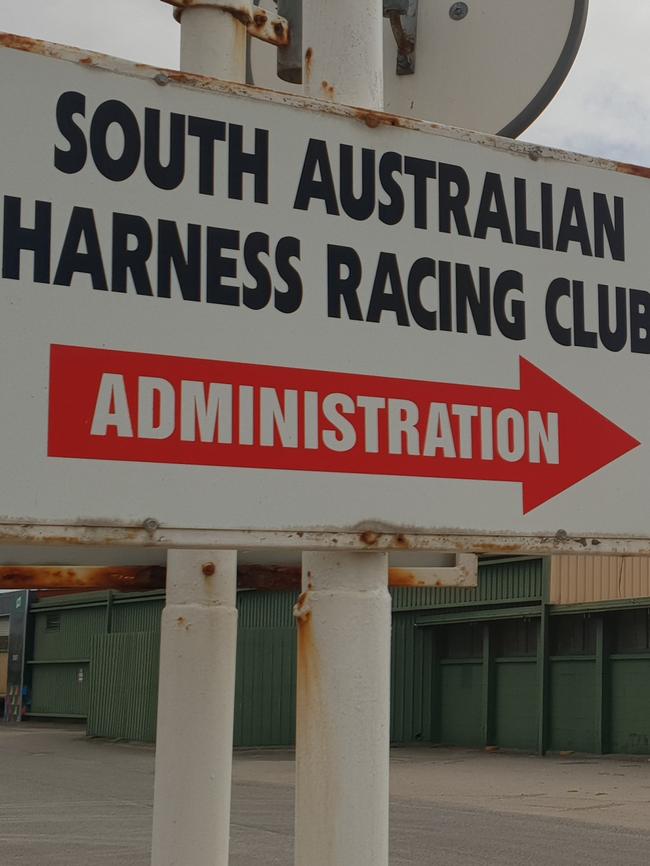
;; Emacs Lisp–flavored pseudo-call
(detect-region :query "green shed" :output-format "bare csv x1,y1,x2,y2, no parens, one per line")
23,556,650,755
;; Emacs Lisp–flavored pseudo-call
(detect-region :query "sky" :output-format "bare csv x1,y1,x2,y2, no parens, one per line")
1,0,649,166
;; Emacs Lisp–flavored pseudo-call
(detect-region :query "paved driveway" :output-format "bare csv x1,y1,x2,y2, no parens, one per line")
2,724,650,864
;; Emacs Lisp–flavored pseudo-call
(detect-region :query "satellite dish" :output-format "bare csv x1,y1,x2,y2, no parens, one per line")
249,0,589,138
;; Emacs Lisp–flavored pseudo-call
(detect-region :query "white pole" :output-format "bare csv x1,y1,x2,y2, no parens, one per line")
295,552,391,866
301,0,383,108
178,4,247,81
150,550,238,866
151,12,242,863
296,2,389,863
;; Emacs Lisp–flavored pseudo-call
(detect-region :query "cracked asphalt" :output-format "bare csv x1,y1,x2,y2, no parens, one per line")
1,724,650,864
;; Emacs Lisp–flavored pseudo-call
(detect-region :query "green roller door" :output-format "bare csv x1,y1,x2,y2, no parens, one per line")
548,615,598,753
548,659,597,752
437,623,483,747
609,658,650,754
439,662,483,746
493,619,538,751
494,661,538,750
608,610,650,754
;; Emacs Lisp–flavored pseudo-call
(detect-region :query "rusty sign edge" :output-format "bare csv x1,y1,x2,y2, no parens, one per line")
0,521,647,557
2,31,649,181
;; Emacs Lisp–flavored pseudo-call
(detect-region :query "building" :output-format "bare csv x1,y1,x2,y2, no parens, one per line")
0,590,29,722
18,556,650,754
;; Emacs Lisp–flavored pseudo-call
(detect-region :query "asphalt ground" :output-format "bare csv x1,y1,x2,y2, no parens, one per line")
2,724,650,864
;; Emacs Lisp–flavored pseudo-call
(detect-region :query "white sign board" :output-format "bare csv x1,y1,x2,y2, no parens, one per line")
0,36,648,549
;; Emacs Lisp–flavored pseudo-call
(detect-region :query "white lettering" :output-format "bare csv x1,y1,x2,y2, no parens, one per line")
180,381,232,443
528,412,560,464
497,408,525,462
238,385,255,445
260,387,298,447
388,399,420,455
357,395,386,453
322,393,356,451
452,404,478,459
90,373,133,437
138,377,175,439
423,403,455,457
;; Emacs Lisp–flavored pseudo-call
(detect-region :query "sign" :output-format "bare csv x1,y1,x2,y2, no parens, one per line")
0,35,648,546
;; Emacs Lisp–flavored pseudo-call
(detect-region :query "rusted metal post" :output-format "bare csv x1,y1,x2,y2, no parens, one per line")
151,550,238,866
295,552,391,866
301,0,383,107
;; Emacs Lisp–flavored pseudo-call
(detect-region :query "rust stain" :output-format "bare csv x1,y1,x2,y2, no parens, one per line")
388,568,427,588
253,9,268,25
201,562,216,577
394,533,410,548
353,107,403,130
166,69,212,87
616,162,650,180
273,20,287,40
360,530,379,546
0,565,165,591
304,47,314,85
321,80,336,100
79,56,94,65
295,591,318,752
294,590,311,621
0,33,40,52
468,541,522,554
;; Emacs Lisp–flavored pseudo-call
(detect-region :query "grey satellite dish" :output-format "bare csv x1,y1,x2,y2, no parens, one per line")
249,0,589,138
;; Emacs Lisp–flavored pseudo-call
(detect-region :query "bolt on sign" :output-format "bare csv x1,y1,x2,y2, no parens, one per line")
0,35,649,551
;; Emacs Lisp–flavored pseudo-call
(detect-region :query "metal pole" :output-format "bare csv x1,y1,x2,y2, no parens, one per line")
150,550,238,866
295,3,389,862
178,5,247,81
301,0,383,107
295,552,391,866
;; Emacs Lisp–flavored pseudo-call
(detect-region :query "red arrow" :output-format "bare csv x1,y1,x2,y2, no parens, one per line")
49,348,640,515
512,358,639,513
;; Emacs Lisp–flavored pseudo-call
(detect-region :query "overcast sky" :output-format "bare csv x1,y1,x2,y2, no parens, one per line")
1,1,649,164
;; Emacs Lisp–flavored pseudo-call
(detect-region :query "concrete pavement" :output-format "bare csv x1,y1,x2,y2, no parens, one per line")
1,724,650,864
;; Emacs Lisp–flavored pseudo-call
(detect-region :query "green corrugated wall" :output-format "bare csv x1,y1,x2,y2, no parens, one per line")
234,591,297,746
111,597,165,634
30,662,89,717
235,627,297,746
32,603,106,661
87,632,160,741
391,611,434,743
25,562,650,756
